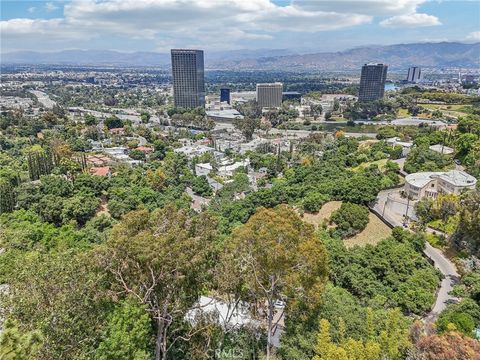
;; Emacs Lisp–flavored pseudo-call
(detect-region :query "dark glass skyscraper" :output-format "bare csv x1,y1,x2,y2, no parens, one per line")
220,88,231,104
171,49,205,108
358,63,388,102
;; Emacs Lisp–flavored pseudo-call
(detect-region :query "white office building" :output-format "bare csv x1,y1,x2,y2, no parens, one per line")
407,67,422,83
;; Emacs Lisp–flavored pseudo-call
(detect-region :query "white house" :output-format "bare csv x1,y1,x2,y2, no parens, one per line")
185,296,255,330
404,170,477,200
217,159,250,177
195,163,213,177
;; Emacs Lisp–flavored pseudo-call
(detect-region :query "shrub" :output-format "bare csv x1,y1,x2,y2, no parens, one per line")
303,192,329,213
330,202,369,238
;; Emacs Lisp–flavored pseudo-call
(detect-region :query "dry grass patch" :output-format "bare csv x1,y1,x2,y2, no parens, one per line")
303,201,392,249
358,139,379,150
96,196,110,216
344,212,392,248
302,201,342,228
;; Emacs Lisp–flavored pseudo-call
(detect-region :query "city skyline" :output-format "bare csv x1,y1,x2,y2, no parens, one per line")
1,0,479,54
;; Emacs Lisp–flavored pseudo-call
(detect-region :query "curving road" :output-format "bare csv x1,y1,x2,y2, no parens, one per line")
423,243,459,322
371,187,459,322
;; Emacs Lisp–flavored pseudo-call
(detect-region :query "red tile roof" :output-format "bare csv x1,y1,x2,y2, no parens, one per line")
90,166,110,177
136,146,154,154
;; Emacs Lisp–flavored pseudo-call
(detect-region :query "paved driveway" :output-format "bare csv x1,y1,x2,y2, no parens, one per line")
371,187,459,322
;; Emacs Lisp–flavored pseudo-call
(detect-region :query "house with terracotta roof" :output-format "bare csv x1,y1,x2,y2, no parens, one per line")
89,166,111,177
87,154,111,167
136,146,154,154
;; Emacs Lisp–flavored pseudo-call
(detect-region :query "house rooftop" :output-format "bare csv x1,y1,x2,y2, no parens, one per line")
439,170,477,187
89,166,110,177
429,144,454,155
406,170,477,188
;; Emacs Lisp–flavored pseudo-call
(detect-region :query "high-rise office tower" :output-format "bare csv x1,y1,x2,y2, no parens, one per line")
358,63,388,102
407,66,422,83
171,49,205,108
220,88,231,104
256,83,283,108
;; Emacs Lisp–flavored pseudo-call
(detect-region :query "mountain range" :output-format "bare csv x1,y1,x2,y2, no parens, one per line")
2,42,479,70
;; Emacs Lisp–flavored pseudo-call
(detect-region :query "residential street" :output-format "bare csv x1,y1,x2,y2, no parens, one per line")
371,186,459,322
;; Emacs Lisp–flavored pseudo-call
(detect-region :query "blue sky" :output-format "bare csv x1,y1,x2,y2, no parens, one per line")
1,0,479,53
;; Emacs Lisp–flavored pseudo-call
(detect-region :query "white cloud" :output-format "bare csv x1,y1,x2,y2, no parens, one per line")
380,13,441,28
45,2,59,12
27,7,36,14
0,18,93,42
293,0,427,16
0,0,442,52
466,31,480,42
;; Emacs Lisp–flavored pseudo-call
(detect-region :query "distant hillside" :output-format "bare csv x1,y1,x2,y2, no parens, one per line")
2,42,478,70
208,42,480,71
1,50,171,67
0,48,297,68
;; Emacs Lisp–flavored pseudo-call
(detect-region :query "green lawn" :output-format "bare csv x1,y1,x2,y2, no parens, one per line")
419,103,473,118
419,103,469,111
351,159,388,172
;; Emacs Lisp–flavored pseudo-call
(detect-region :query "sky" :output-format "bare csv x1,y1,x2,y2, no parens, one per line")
1,0,479,54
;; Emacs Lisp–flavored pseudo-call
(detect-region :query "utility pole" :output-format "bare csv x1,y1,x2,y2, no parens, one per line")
403,195,411,227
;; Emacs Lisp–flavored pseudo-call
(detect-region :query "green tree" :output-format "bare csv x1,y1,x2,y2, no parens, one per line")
456,133,479,159
95,298,153,360
129,149,146,161
96,205,217,360
104,116,124,129
233,117,261,141
303,192,329,213
310,104,323,120
34,194,65,225
61,193,99,226
191,175,213,197
2,250,109,359
84,113,97,126
227,205,328,359
404,147,453,174
26,147,54,181
0,318,43,360
0,179,15,214
330,202,369,238
140,111,151,124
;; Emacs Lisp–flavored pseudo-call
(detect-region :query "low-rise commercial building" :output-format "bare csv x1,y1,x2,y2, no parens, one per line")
206,109,244,122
